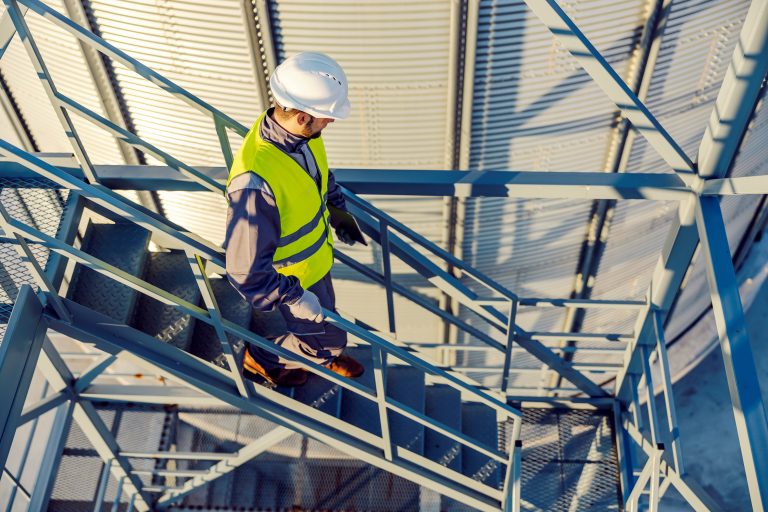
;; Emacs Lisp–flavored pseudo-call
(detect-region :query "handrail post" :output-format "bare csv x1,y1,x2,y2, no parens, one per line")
214,116,234,171
371,346,393,461
185,251,250,398
380,219,396,336
502,417,522,512
501,298,518,394
93,458,113,512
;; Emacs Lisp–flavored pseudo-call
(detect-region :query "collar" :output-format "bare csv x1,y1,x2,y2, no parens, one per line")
259,107,308,154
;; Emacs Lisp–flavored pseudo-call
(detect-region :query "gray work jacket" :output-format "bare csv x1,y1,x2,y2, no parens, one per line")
224,109,347,311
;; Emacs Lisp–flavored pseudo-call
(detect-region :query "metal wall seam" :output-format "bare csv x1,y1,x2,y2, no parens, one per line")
0,0,122,163
460,0,646,388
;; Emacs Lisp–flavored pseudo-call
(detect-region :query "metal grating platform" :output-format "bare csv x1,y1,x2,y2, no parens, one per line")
519,408,620,511
0,178,70,342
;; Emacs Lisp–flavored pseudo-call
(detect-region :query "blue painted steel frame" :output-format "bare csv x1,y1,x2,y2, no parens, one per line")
0,0,766,507
0,285,46,474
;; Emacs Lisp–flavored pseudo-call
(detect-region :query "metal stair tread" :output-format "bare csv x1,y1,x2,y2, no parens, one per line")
132,250,201,351
461,402,501,488
424,384,462,472
386,365,425,456
189,277,251,370
339,346,381,436
68,222,150,324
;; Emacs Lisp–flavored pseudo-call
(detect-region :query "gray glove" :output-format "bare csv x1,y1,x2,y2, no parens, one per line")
287,290,323,322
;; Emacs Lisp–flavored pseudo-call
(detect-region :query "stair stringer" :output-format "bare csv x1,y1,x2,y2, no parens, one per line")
47,297,504,512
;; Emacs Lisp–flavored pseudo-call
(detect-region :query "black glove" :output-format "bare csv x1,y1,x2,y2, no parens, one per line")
335,225,357,246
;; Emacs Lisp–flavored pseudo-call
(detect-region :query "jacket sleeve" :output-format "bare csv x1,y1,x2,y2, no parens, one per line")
326,171,349,229
225,185,304,311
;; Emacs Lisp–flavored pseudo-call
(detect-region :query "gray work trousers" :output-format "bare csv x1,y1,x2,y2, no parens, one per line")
249,272,348,370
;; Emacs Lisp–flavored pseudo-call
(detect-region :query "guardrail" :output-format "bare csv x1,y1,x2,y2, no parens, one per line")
0,140,521,506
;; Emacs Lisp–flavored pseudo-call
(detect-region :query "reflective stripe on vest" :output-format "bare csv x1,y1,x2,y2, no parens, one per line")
227,111,334,289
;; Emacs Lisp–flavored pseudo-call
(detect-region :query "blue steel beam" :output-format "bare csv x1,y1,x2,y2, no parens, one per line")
519,0,695,178
0,161,694,199
0,285,46,472
695,195,768,511
702,175,768,196
617,0,768,399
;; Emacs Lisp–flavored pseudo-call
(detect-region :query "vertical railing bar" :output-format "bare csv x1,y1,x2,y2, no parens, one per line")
502,415,522,511
512,439,522,512
653,310,684,475
11,380,48,500
185,251,250,398
126,493,136,512
111,476,124,512
93,458,113,512
628,373,644,432
3,0,99,183
380,219,396,336
501,299,518,394
649,443,664,512
371,346,393,461
613,400,634,505
0,202,72,322
214,116,234,171
640,345,661,447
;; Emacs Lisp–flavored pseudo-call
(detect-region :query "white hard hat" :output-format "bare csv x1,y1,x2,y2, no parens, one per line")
270,52,351,120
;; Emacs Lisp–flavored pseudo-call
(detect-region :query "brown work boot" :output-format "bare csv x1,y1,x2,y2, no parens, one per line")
327,354,364,378
243,348,307,387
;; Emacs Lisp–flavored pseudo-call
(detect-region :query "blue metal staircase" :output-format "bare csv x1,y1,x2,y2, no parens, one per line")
0,1,628,508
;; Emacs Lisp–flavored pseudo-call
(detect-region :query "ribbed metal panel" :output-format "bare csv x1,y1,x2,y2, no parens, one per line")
269,0,454,169
85,0,265,247
0,1,124,161
582,0,752,341
461,0,648,388
87,0,263,167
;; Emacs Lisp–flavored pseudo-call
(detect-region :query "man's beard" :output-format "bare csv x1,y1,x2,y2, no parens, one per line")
302,117,322,139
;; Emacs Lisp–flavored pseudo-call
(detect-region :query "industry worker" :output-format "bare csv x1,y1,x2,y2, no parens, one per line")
225,52,364,387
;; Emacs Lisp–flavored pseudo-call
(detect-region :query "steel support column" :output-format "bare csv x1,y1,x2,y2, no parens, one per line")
0,285,46,471
695,195,768,511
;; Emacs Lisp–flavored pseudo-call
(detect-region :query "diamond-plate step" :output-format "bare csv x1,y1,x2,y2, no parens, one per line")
461,402,500,488
339,346,380,436
425,384,462,472
68,222,150,324
132,250,201,351
386,366,425,456
293,373,343,416
189,277,251,369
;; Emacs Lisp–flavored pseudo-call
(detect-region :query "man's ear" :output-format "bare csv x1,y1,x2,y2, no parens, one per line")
296,112,311,126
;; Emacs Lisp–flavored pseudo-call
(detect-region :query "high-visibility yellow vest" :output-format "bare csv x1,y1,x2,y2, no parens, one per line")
227,111,334,289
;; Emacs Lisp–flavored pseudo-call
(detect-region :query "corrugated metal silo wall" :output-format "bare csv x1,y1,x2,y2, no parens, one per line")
0,0,766,392
460,0,649,390
85,0,265,245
